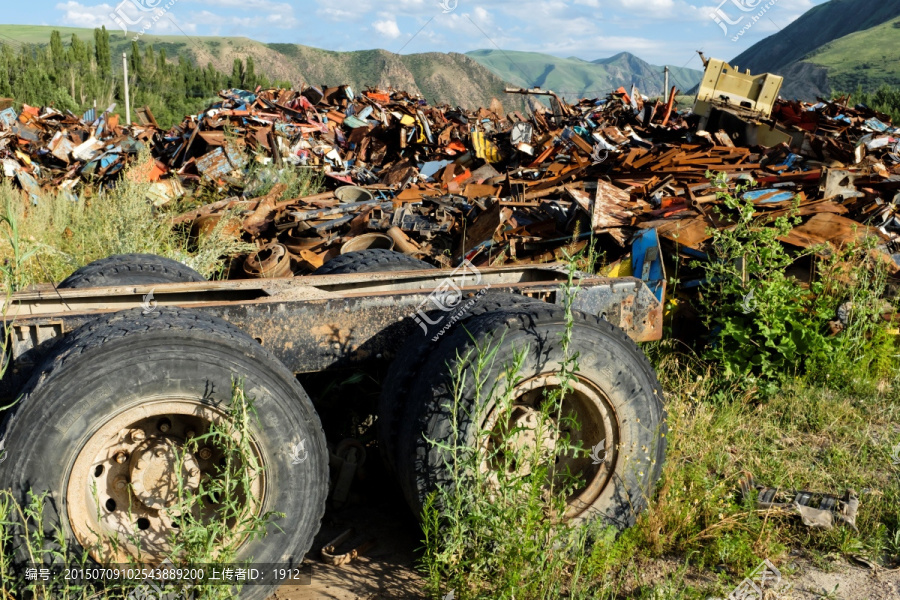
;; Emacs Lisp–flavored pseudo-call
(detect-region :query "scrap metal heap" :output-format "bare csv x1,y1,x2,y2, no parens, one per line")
0,99,146,204
2,74,900,280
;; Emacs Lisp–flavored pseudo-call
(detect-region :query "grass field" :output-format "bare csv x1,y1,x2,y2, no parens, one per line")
806,18,900,93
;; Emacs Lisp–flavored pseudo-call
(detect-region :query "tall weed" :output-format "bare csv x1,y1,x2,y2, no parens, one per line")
694,172,896,389
420,259,612,600
0,151,256,288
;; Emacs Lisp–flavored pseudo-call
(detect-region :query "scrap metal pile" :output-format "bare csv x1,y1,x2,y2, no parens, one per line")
2,58,900,281
0,98,148,204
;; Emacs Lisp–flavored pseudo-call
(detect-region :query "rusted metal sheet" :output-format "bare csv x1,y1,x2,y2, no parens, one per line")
195,143,248,180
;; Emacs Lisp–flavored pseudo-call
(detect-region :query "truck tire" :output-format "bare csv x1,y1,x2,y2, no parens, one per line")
58,253,206,288
0,307,326,600
313,249,434,275
395,303,667,529
377,293,543,476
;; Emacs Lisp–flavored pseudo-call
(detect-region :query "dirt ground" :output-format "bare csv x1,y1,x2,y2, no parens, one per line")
270,485,425,600
267,491,900,600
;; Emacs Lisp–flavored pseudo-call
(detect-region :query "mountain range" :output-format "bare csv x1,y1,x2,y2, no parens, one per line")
465,50,702,100
0,25,699,111
730,0,900,98
2,0,900,111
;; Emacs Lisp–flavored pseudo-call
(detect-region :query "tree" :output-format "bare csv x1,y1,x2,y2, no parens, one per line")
49,30,64,73
94,26,111,77
230,58,243,88
245,56,256,90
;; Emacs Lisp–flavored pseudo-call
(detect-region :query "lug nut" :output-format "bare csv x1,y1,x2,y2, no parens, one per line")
158,420,171,433
114,476,128,491
131,430,146,443
114,452,128,464
198,447,213,460
185,429,196,438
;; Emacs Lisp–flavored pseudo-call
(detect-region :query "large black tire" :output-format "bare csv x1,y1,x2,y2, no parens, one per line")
377,292,543,476
0,307,327,600
58,253,206,288
313,249,434,275
395,303,667,529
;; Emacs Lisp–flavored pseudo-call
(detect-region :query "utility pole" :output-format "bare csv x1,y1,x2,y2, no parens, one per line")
123,52,131,125
664,66,670,104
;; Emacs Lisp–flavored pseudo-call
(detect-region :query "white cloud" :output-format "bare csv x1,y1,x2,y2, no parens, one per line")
56,1,117,28
619,0,674,10
472,6,491,24
315,0,376,22
192,0,294,10
373,17,402,38
189,9,298,30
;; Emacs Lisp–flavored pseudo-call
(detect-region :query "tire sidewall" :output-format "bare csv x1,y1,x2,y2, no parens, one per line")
0,327,326,596
401,312,667,528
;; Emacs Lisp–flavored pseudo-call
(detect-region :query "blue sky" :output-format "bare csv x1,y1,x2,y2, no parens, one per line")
12,0,828,69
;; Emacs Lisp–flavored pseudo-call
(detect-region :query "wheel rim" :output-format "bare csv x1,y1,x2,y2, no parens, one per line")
66,398,266,564
481,374,619,520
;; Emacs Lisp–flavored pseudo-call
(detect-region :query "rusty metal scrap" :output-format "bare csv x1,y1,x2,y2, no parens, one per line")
140,84,900,278
3,62,900,280
741,472,859,531
0,103,152,202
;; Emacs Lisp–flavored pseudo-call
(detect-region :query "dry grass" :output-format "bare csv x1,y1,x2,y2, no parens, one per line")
0,152,256,290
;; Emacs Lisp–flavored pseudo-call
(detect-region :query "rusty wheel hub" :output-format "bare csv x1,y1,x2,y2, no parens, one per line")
66,400,264,564
129,438,201,511
482,374,619,519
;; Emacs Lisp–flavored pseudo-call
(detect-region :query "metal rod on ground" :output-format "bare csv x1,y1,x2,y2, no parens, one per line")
123,52,131,126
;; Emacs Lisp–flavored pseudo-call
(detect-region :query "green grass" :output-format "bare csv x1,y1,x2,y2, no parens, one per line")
598,345,899,599
807,18,900,93
0,150,279,290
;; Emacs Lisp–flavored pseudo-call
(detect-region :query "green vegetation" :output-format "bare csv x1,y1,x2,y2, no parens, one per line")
421,261,605,600
809,18,900,94
421,183,900,598
834,84,900,124
691,173,893,389
0,27,277,128
0,149,265,289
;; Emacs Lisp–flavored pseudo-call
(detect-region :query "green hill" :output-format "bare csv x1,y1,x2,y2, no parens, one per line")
730,0,900,99
466,49,702,100
0,25,526,112
731,0,900,74
805,17,900,93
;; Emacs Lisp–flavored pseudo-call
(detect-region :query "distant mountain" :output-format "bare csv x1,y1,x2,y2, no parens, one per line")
0,25,527,112
466,49,702,100
730,0,900,99
0,25,702,111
